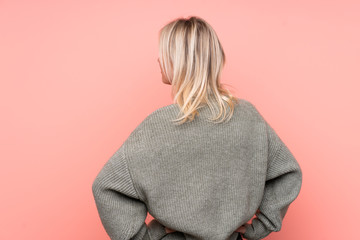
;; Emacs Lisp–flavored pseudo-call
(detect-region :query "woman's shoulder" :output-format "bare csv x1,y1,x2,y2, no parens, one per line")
234,97,268,123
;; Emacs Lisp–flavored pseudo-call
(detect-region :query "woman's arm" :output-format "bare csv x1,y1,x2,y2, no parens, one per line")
92,145,168,240
241,121,303,240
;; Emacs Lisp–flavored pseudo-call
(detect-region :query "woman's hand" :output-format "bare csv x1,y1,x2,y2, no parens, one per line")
236,209,260,234
165,227,176,234
235,224,247,234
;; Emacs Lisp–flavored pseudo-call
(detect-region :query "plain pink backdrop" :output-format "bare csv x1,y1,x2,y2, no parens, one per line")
1,0,359,239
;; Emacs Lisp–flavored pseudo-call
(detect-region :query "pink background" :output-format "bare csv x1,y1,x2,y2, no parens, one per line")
1,0,359,239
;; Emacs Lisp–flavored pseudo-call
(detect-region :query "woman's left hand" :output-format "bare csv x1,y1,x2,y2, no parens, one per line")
165,227,176,234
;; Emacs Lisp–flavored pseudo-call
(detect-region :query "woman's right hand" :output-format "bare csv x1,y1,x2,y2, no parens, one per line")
235,209,261,234
235,224,247,234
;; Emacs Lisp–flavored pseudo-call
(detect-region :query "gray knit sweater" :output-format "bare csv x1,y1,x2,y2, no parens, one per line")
92,98,303,240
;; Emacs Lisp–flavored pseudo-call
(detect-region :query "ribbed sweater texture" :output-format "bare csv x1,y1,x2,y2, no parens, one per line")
92,98,303,240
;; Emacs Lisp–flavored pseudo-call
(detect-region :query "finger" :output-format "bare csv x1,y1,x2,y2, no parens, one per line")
237,226,246,234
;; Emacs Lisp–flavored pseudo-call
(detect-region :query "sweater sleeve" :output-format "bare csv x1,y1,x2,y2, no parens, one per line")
91,144,168,240
242,120,303,240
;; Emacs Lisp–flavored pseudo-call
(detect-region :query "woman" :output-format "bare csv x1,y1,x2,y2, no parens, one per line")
92,16,302,240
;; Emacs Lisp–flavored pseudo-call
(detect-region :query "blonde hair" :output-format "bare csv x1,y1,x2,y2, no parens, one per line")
158,16,239,125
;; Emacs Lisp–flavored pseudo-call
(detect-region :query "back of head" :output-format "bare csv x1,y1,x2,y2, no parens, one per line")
158,16,239,125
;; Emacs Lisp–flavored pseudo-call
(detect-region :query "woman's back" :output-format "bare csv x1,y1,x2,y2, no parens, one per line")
92,97,303,240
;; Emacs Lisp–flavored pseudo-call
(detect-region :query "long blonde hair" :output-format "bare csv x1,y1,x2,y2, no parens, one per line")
158,16,239,125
